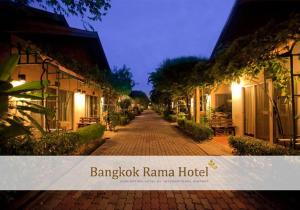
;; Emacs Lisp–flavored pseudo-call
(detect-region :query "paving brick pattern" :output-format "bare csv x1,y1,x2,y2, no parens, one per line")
92,111,207,156
25,111,283,210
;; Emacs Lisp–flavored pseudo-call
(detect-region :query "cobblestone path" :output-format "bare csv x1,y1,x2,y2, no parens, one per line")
25,110,284,210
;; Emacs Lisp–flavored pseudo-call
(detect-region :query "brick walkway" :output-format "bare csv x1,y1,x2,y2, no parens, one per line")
24,110,285,210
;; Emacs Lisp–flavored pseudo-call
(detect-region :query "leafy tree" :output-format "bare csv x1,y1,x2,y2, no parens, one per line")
11,0,111,21
210,14,300,140
149,56,209,116
211,14,300,95
130,90,149,108
110,65,135,96
149,89,172,113
118,98,131,112
0,54,55,142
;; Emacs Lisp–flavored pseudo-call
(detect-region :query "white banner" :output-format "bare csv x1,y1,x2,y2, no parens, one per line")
1,156,300,190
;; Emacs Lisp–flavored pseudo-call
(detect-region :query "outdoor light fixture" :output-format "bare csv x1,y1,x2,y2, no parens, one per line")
74,91,85,112
231,82,243,99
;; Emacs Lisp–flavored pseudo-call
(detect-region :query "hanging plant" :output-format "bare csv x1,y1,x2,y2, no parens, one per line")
211,14,300,96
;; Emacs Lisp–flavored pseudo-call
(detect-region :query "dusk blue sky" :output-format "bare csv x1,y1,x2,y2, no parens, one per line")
66,0,235,94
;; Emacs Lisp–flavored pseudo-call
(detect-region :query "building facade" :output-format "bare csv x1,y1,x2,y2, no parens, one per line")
192,0,300,144
0,2,110,131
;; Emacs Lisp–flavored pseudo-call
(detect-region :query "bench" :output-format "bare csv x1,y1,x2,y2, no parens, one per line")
77,117,100,128
209,113,236,136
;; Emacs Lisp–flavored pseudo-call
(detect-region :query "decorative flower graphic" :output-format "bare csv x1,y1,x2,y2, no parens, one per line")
208,160,218,169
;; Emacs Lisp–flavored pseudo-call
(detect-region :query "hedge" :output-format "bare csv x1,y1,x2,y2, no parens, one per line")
1,123,105,155
228,136,298,155
177,119,213,141
163,114,177,122
76,123,105,144
109,112,136,126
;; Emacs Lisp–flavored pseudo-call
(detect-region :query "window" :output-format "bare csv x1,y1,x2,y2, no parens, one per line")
58,90,73,123
215,94,232,113
85,95,99,117
244,84,270,140
46,88,73,130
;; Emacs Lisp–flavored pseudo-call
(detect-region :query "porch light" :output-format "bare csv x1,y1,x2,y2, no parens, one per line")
231,82,243,97
74,91,85,110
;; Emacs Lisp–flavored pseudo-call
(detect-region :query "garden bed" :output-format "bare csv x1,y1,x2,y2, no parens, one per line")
0,123,106,155
228,136,299,155
177,119,213,141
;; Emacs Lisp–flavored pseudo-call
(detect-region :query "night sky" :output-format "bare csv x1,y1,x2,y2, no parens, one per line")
66,0,235,94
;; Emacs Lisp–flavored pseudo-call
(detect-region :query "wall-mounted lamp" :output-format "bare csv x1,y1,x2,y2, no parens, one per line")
231,82,242,96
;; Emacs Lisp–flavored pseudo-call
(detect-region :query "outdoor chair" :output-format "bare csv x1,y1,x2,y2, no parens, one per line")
77,117,100,128
209,112,236,136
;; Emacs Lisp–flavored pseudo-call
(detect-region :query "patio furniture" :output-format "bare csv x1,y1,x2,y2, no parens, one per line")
77,117,100,128
210,112,236,136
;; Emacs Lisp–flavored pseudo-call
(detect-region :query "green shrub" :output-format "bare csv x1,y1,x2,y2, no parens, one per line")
177,119,213,141
119,116,129,125
36,132,80,155
177,112,186,120
118,98,132,111
107,112,122,127
164,114,177,122
76,123,105,144
1,124,105,155
177,118,185,127
107,111,135,127
228,136,298,155
127,112,136,120
1,136,36,155
1,132,80,155
133,107,142,115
